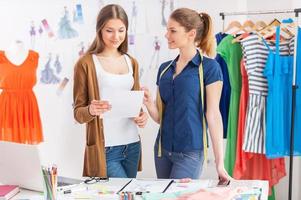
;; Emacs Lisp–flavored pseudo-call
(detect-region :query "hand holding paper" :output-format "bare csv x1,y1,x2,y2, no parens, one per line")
89,100,112,117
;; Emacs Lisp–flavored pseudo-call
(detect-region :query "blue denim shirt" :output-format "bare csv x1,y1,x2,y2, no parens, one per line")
156,51,223,152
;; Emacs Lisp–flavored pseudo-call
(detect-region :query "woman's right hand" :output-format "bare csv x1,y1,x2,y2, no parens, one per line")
141,86,153,109
88,100,111,117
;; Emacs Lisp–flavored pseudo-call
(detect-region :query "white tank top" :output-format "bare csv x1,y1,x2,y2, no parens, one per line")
92,54,139,147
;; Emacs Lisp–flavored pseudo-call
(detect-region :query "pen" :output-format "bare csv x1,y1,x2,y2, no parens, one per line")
162,180,174,193
117,179,133,194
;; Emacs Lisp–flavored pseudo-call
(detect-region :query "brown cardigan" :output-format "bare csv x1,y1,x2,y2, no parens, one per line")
73,53,142,177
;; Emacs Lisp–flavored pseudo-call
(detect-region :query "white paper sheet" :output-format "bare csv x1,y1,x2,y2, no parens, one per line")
167,180,211,193
101,90,144,119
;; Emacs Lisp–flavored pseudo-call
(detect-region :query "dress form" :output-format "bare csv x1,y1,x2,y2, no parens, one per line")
0,41,43,144
4,40,29,66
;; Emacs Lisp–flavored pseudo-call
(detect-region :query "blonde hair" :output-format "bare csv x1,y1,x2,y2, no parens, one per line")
170,8,215,57
86,4,128,55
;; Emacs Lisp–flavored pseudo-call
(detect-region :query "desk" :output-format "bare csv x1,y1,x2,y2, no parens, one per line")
12,178,269,200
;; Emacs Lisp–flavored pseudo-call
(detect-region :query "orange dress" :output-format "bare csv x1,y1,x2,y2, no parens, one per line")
0,50,43,144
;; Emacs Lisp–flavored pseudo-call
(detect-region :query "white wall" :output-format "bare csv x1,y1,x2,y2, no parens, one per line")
0,0,246,179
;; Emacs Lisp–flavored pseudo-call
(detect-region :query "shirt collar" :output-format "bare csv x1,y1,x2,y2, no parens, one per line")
191,50,201,66
171,49,201,68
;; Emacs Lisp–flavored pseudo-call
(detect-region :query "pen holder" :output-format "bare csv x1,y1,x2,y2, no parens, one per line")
42,167,58,200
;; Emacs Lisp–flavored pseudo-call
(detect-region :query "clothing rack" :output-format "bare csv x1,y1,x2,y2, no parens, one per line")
219,8,301,200
220,9,296,32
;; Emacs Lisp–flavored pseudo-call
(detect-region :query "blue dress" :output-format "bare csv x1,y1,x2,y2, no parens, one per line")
263,26,301,158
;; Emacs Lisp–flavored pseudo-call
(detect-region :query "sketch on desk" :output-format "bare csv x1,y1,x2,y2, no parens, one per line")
121,179,173,193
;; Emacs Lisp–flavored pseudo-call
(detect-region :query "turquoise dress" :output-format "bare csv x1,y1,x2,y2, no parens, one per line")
263,26,301,158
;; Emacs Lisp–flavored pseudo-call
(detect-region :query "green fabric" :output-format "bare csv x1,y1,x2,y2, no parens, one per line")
268,186,275,200
217,35,242,176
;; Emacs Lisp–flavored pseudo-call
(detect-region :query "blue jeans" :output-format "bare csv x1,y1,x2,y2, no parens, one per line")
106,141,141,178
154,143,204,179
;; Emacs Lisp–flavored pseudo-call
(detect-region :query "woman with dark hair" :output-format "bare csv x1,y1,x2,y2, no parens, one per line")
143,8,231,181
73,4,147,178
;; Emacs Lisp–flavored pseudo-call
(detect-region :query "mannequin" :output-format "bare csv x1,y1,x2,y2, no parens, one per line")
4,40,29,66
0,40,43,144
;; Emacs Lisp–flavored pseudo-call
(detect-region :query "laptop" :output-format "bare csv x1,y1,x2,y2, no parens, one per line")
0,141,82,192
0,141,44,192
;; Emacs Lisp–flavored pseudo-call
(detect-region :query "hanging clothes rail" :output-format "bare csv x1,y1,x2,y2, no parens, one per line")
220,9,295,16
219,8,301,200
220,9,295,31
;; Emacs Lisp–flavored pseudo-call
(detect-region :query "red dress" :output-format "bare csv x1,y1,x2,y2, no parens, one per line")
0,50,43,144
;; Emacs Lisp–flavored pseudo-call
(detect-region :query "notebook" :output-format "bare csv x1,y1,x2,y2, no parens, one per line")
0,185,20,200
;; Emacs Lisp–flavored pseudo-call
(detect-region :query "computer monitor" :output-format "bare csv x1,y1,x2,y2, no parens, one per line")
0,141,44,192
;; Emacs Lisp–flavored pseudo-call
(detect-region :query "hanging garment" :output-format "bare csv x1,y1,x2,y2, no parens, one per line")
236,153,285,198
234,58,249,177
0,50,43,144
215,32,231,138
243,94,267,153
240,33,295,154
240,34,269,154
263,26,296,158
217,35,242,176
233,58,286,196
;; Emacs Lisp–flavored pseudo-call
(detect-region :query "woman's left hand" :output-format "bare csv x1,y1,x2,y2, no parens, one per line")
133,111,148,128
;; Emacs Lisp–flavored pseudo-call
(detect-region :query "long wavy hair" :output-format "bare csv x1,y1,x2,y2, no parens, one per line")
86,4,129,55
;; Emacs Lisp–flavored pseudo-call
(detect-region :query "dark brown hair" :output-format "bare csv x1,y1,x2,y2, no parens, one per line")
86,4,128,55
170,8,215,57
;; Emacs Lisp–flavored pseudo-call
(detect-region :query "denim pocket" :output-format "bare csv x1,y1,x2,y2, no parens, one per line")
181,151,203,162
